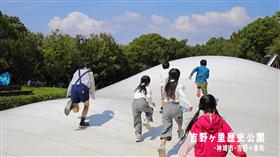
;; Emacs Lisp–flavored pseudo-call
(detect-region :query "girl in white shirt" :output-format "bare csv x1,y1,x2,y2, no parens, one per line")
158,68,193,157
132,75,155,142
160,61,170,114
65,62,95,127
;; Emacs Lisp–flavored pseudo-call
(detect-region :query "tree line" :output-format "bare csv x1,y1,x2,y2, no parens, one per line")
0,11,279,89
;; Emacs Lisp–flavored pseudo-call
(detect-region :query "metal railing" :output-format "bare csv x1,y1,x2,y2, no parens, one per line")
266,54,280,69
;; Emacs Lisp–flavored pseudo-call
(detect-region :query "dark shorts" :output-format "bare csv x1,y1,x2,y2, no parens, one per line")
71,84,89,103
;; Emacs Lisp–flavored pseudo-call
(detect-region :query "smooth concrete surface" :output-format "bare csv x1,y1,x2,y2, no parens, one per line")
0,56,279,157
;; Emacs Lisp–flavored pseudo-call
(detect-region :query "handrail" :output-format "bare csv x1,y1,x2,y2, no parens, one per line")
266,54,278,67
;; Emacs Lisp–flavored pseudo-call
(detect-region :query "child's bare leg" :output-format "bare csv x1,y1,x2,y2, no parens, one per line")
80,100,90,126
196,88,201,97
82,100,89,117
158,139,167,157
160,139,167,146
160,99,164,107
72,103,79,112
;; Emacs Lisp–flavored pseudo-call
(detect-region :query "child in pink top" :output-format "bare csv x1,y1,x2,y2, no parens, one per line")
177,94,247,157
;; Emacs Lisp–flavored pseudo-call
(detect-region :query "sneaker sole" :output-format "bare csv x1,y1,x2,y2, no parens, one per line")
79,125,89,128
78,126,89,129
64,100,72,116
79,124,90,128
64,106,70,115
158,148,166,157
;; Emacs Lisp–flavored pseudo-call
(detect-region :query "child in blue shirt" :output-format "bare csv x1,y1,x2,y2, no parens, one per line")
189,59,209,97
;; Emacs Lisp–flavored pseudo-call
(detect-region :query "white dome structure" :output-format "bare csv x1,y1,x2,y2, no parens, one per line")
1,56,279,157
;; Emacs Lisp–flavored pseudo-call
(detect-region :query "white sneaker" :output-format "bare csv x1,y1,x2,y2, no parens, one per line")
158,144,166,157
177,129,184,139
135,133,143,142
143,119,152,130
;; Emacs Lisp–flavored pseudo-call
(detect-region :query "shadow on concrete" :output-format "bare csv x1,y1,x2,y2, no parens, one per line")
142,125,162,140
166,139,185,157
75,110,114,131
87,110,114,126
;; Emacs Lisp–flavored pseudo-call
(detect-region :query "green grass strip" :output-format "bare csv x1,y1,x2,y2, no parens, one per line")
0,86,67,111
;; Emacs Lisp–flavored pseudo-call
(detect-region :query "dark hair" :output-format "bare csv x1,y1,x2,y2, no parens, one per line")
200,59,207,66
165,68,180,100
80,61,92,69
135,75,150,95
162,61,170,69
184,94,220,138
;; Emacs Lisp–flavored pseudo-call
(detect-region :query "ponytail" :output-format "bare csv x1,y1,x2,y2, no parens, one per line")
135,82,148,95
181,94,222,140
165,78,178,100
215,108,222,118
135,75,150,95
181,109,200,140
165,68,180,100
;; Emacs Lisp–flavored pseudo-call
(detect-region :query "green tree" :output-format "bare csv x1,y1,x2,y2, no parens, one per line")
167,38,191,59
42,30,81,85
77,33,129,88
12,32,45,83
233,12,280,61
0,11,27,40
204,37,228,55
123,34,193,74
0,58,8,72
269,35,280,55
0,12,44,83
125,34,170,73
190,44,207,56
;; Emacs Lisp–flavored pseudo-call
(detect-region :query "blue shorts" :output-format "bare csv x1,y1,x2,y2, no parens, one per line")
71,84,89,103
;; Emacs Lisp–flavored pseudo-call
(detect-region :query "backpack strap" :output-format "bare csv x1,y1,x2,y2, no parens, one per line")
74,69,91,85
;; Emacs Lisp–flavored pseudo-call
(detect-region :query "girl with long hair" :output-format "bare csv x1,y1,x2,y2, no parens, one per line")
132,75,155,142
158,68,193,157
177,94,247,157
